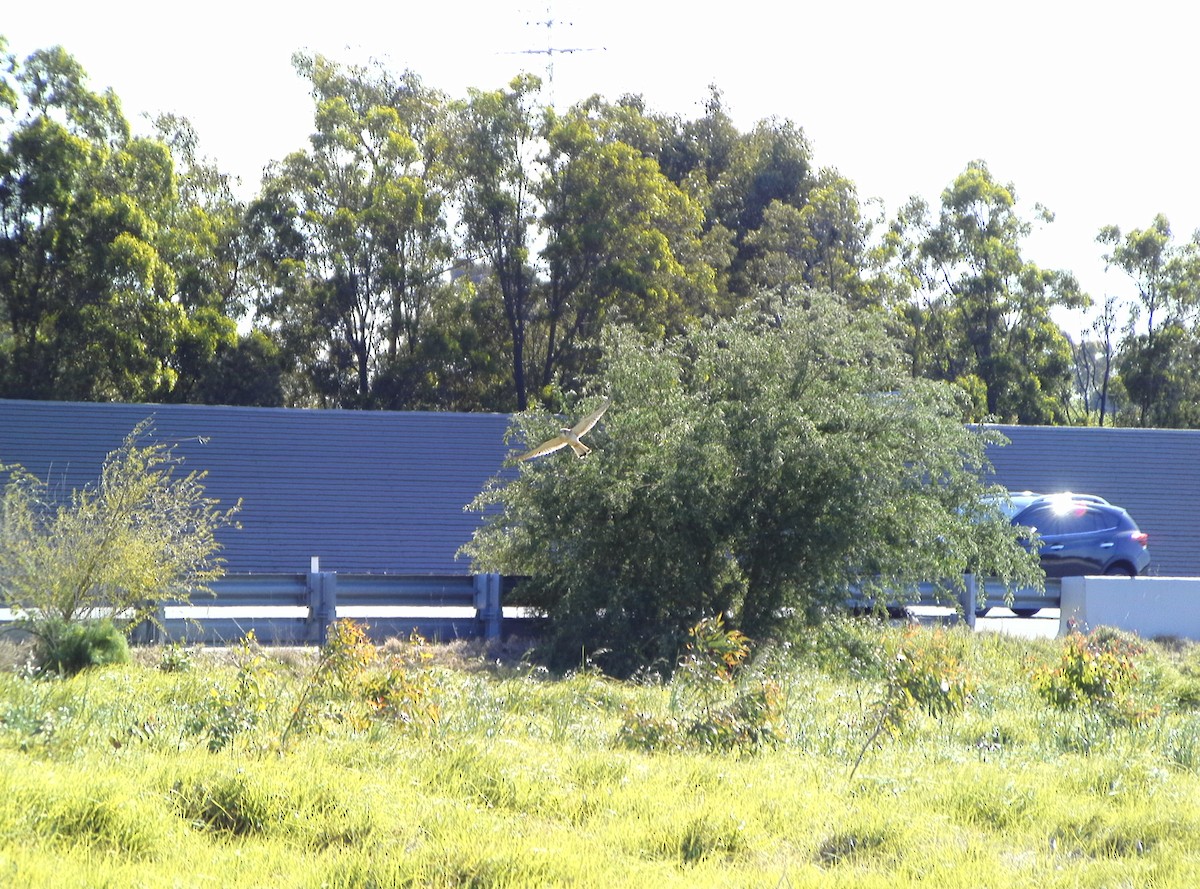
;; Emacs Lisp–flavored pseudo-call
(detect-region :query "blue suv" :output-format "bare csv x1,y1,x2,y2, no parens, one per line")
995,491,1151,581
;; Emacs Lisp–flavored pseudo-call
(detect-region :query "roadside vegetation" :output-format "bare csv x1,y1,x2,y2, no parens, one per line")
0,618,1199,887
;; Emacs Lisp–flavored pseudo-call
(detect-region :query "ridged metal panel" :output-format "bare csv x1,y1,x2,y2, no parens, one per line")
6,402,1198,581
0,399,515,576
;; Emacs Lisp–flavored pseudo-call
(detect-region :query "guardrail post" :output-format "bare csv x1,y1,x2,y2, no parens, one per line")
474,573,502,641
307,571,338,644
961,573,978,630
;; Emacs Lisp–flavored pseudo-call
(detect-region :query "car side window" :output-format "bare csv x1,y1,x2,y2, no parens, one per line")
1060,511,1097,534
1021,506,1063,536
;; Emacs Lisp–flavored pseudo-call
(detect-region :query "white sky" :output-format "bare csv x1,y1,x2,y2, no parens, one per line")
5,0,1198,338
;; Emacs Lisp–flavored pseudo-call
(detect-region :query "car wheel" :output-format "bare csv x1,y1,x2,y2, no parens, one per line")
1104,564,1136,577
1012,607,1040,618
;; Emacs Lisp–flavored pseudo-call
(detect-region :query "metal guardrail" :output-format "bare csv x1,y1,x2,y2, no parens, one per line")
850,576,1063,627
7,571,1055,648
130,572,506,646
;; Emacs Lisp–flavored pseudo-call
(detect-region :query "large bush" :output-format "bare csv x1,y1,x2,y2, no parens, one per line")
464,292,1041,676
0,422,240,657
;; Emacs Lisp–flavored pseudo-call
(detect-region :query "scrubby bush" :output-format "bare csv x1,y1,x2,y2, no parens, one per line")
1033,629,1155,726
185,632,274,752
851,626,973,778
282,620,441,748
618,615,782,754
30,617,130,677
0,421,240,673
463,296,1042,676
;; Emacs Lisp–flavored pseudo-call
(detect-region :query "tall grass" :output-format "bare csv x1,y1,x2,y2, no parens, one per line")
0,619,1198,886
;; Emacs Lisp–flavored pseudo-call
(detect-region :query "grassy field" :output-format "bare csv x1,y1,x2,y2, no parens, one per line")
0,619,1199,887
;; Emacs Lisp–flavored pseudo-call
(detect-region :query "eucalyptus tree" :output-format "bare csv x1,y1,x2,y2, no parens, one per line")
1098,215,1200,426
1067,295,1123,426
742,170,883,306
447,75,542,410
535,98,713,394
1098,215,1200,340
0,43,185,401
646,89,893,312
449,81,717,410
894,160,1085,424
151,113,283,406
250,53,452,408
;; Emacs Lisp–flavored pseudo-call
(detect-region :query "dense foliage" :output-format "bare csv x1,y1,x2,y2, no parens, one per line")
464,294,1043,675
0,41,281,404
4,37,1200,425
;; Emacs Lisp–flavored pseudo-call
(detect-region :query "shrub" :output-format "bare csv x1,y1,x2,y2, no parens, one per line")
185,633,274,752
31,617,130,677
1033,629,1154,725
282,621,441,747
463,300,1041,676
0,421,240,644
850,626,973,779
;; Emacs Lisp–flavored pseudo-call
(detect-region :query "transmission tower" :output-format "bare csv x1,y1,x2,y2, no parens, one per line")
510,4,605,97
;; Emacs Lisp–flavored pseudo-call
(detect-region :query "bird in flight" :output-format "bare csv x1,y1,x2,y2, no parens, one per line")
519,399,610,461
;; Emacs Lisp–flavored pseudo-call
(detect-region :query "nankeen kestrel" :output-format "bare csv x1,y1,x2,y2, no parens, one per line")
519,399,610,461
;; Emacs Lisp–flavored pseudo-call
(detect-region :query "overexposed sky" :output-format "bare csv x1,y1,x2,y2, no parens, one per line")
5,1,1198,336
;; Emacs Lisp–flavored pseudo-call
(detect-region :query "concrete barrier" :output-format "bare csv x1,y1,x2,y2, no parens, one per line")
1059,576,1200,640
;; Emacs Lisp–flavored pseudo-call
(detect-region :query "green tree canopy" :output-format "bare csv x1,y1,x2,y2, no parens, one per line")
893,160,1086,424
249,54,453,409
536,98,714,396
0,44,184,400
1098,215,1200,426
743,170,882,306
152,113,283,406
463,289,1040,676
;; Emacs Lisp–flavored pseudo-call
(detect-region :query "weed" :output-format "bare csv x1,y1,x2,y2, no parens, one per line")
281,621,440,748
649,813,749,865
1163,719,1200,772
1033,630,1156,727
3,621,1200,886
156,642,196,674
37,789,165,857
617,615,782,755
817,829,892,867
849,626,973,780
171,770,275,836
30,617,129,677
185,632,274,752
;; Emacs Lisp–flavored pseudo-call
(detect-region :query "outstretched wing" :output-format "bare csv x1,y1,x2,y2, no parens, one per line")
519,434,569,461
571,398,610,436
